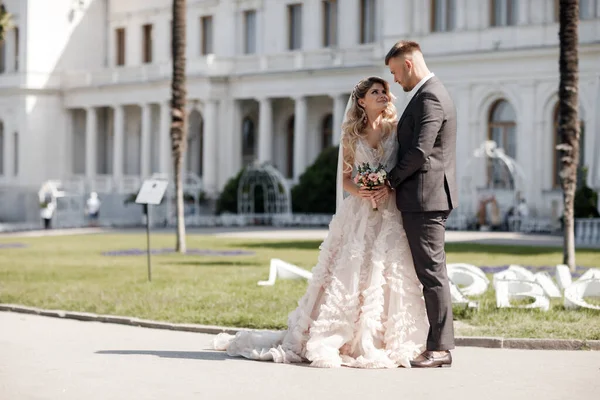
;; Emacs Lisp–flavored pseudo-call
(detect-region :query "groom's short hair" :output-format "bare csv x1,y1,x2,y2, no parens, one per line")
385,41,422,65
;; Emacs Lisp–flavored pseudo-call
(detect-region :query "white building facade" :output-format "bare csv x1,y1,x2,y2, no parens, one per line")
0,0,599,223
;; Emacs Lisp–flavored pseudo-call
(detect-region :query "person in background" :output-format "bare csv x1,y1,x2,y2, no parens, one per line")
40,192,56,229
85,192,101,227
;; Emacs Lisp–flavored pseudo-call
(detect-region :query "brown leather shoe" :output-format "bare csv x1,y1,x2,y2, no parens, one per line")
410,351,452,368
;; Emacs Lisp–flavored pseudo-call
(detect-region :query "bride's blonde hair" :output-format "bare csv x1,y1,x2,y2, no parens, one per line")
340,76,397,173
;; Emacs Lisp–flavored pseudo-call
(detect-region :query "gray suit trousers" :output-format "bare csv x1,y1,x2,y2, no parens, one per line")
402,210,455,351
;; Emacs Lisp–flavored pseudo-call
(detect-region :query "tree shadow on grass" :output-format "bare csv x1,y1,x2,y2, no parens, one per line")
446,243,600,256
232,241,322,250
235,240,600,255
167,260,263,267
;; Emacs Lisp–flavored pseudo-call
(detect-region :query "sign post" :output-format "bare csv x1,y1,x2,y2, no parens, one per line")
135,179,168,282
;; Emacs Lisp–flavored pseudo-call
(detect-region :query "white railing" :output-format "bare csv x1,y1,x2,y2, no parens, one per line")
233,55,263,74
446,212,469,230
89,175,114,193
61,45,380,89
575,218,600,245
340,45,379,66
303,49,340,69
507,216,559,234
89,69,115,86
0,72,25,89
265,52,299,71
118,175,142,194
169,213,332,228
61,175,87,194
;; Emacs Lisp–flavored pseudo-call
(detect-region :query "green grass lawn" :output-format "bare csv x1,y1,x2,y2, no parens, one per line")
0,233,599,340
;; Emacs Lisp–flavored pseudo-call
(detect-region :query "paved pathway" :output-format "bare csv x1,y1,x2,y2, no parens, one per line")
1,225,595,249
208,227,570,247
0,227,108,238
1,312,598,400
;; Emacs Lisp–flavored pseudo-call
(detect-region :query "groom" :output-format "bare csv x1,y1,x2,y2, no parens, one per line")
385,41,458,368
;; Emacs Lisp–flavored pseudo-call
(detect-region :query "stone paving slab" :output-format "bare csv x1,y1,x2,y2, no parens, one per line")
1,312,599,400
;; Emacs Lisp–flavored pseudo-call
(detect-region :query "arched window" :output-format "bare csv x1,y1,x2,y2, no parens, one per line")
286,116,295,178
487,99,516,188
242,116,256,166
321,113,333,151
553,104,585,188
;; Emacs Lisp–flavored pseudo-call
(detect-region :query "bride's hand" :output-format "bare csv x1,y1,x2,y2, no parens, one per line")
371,185,392,203
357,186,385,200
357,186,377,199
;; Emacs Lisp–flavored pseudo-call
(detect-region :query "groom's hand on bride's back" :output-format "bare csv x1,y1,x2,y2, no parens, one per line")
385,177,396,191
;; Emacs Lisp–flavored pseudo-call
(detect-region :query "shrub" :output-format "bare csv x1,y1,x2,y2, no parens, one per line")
574,167,600,218
291,146,339,214
215,169,244,214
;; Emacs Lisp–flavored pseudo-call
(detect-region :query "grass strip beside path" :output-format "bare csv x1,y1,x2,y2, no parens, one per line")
0,234,598,340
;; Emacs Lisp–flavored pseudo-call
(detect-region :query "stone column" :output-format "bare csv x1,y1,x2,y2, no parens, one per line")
230,99,242,175
516,0,529,25
590,77,600,194
475,0,489,30
85,107,97,179
455,0,468,30
112,105,124,181
518,84,538,210
3,119,14,177
140,103,152,177
159,101,171,175
338,0,359,47
303,0,320,50
63,110,74,176
529,0,547,24
258,97,273,163
332,93,347,146
293,96,307,181
202,100,219,195
455,86,470,199
413,0,428,34
4,28,15,73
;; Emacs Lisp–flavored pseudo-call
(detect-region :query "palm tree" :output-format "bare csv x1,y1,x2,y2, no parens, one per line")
0,4,13,42
171,0,187,253
557,0,580,271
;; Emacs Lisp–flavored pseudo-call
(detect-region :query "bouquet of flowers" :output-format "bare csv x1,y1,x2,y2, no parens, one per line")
354,162,387,211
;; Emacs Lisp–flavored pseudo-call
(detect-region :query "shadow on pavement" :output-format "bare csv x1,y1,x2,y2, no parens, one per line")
96,350,233,361
96,350,313,367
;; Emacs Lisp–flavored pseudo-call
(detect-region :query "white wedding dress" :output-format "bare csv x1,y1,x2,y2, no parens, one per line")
212,131,429,368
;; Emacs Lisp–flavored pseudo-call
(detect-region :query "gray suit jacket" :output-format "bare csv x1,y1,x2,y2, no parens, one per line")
388,76,458,212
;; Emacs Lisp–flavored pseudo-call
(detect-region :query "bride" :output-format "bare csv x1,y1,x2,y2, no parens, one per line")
212,76,429,368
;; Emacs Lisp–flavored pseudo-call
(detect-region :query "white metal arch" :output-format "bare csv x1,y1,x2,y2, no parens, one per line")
237,162,291,216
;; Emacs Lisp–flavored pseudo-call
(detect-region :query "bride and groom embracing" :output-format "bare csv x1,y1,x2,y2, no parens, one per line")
213,40,458,369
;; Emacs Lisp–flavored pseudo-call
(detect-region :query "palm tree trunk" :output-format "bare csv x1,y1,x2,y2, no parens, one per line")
558,0,580,272
171,0,187,253
0,5,13,42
